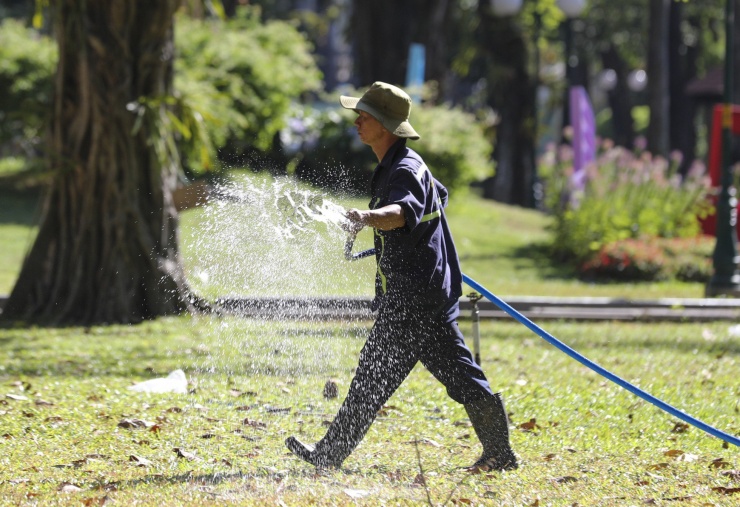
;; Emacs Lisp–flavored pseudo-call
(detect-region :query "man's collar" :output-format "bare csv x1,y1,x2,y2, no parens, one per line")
378,138,407,168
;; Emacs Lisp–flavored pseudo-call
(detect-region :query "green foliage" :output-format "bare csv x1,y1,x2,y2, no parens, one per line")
541,140,714,272
281,92,493,194
174,7,323,173
580,236,714,282
0,19,56,154
413,104,493,192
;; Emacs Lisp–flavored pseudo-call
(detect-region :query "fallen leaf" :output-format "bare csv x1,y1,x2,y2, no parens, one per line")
419,438,442,448
712,487,740,495
235,404,257,411
129,455,151,467
82,495,109,506
173,447,197,460
58,482,82,493
648,463,669,470
165,406,183,413
551,476,578,484
117,418,154,429
710,458,731,469
671,422,689,433
200,433,217,439
34,399,54,406
664,449,684,458
85,454,109,460
452,499,473,505
413,473,426,486
720,470,740,481
6,394,29,401
242,418,267,428
518,418,541,432
543,453,558,461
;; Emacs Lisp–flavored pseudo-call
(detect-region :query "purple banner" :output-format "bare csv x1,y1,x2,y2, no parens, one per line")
569,86,596,193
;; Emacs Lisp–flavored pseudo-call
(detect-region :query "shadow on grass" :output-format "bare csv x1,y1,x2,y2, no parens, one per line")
0,181,43,227
99,465,359,493
462,241,579,281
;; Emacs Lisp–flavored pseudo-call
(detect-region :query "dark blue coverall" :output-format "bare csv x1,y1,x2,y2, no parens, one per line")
310,139,496,465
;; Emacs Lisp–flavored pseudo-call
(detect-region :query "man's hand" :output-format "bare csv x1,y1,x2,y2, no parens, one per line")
343,208,366,235
343,205,405,232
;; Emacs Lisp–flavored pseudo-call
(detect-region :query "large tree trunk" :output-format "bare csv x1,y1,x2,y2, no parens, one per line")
2,0,194,325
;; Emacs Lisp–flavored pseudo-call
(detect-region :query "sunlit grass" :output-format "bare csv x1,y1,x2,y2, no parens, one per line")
0,316,737,505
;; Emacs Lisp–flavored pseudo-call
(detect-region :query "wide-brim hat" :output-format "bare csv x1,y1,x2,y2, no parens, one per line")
340,82,420,140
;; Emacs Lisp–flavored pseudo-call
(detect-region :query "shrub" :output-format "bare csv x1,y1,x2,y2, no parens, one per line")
0,19,56,156
174,7,323,174
540,139,713,265
579,236,714,282
282,91,494,195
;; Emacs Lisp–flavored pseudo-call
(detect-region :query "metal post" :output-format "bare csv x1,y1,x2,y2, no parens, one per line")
706,0,740,297
468,293,483,365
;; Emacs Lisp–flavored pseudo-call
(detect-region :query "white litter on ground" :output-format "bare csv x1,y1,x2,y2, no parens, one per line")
128,369,188,394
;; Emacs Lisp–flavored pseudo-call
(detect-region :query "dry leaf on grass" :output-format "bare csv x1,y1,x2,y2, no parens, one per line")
710,458,731,469
58,482,82,493
712,487,740,495
129,455,151,467
117,418,155,429
518,418,541,432
173,447,197,460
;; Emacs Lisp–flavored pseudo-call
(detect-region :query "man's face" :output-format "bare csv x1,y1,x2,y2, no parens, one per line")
354,110,386,146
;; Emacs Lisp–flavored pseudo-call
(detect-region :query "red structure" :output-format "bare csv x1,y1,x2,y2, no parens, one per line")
700,104,740,236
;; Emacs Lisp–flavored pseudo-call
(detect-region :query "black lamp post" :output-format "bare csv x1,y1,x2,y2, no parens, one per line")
706,0,740,297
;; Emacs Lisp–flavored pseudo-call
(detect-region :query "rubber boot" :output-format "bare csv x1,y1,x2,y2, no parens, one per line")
284,437,342,469
464,393,518,471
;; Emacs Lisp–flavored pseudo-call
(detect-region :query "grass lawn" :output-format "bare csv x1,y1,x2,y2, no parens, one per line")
1,167,737,505
0,316,738,505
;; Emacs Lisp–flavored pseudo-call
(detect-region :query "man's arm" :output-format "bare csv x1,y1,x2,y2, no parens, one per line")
345,204,405,232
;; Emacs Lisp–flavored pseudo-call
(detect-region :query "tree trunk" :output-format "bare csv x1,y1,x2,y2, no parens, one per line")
2,0,194,325
647,0,670,156
668,2,699,175
600,45,634,149
478,8,536,207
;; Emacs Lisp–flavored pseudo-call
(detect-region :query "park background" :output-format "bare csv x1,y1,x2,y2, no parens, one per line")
0,0,739,505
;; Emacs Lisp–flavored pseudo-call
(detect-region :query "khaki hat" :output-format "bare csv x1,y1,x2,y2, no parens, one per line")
340,82,420,140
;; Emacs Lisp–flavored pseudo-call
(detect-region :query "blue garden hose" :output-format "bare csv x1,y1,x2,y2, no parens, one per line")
462,273,740,448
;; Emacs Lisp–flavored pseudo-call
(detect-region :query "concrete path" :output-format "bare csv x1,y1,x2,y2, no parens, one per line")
2,295,739,322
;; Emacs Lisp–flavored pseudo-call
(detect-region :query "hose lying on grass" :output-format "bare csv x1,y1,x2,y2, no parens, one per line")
462,273,740,448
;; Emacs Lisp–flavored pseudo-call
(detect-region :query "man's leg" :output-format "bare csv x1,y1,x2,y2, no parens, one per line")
418,307,517,471
286,311,418,468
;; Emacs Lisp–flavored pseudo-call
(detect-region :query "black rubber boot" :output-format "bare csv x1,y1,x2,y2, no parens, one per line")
464,393,518,471
285,437,342,469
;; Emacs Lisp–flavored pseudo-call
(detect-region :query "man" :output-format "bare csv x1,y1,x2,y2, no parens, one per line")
285,82,517,472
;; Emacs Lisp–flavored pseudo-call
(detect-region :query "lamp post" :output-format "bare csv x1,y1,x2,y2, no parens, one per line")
706,0,740,297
